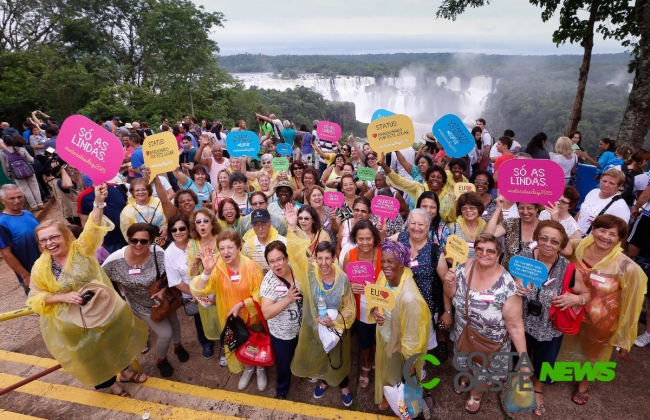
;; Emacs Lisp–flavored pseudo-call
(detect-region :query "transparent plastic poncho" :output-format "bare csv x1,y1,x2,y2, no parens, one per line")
186,239,221,340
386,171,457,223
26,216,148,387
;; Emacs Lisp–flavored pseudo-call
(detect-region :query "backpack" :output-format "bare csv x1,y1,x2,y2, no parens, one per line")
620,165,640,206
3,149,35,180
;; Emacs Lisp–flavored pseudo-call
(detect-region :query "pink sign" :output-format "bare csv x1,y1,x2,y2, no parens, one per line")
316,121,342,143
57,115,123,184
371,195,400,222
498,159,565,205
346,262,376,284
324,191,345,208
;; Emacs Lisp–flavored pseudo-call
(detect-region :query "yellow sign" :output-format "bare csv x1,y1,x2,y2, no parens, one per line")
143,132,179,180
366,114,415,154
454,182,476,197
446,234,469,269
365,283,396,315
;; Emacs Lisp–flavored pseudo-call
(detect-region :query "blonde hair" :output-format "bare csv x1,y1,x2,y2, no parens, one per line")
601,168,626,187
35,220,76,253
555,137,574,159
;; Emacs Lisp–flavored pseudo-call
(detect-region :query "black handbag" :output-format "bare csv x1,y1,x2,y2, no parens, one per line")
220,314,250,352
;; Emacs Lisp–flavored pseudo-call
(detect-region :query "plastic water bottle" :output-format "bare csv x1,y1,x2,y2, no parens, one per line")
317,290,327,318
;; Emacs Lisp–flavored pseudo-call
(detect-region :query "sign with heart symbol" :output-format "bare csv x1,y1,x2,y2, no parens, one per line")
366,114,414,154
142,132,178,180
365,284,396,315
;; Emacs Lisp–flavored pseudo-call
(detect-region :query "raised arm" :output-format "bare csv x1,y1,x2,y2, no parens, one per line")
173,166,190,186
484,195,506,238
394,150,414,176
194,138,212,167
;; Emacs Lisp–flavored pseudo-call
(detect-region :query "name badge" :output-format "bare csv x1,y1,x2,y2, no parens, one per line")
409,259,419,269
528,241,538,250
591,273,607,283
544,278,556,287
479,293,495,302
198,193,205,198
275,285,288,295
128,268,141,275
468,243,475,249
230,274,240,282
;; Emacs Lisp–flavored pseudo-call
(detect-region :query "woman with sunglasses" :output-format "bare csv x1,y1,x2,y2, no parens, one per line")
540,186,583,239
297,205,331,256
192,229,266,391
216,197,241,230
284,204,356,407
293,166,321,204
321,154,346,192
165,214,215,359
103,223,189,378
443,233,528,415
304,185,338,242
289,160,306,191
448,192,486,259
186,208,223,363
468,170,496,221
28,184,148,398
513,220,590,415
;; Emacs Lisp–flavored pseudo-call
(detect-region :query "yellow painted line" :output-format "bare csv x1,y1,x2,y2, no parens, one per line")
0,373,235,420
0,409,44,419
0,350,394,420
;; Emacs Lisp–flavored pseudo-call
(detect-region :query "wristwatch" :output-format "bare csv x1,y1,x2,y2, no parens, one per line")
93,202,106,208
444,310,452,314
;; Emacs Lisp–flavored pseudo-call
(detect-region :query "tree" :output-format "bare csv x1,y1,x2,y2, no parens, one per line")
617,0,650,149
436,0,635,137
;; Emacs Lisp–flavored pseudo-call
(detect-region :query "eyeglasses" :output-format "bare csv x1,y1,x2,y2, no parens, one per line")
268,256,286,266
129,238,150,245
195,218,211,224
251,201,266,207
538,236,561,246
298,216,312,221
353,208,369,214
475,246,497,255
367,156,377,161
222,207,236,213
171,227,187,233
262,161,271,165
38,234,61,246
557,199,571,206
461,206,477,212
473,180,489,185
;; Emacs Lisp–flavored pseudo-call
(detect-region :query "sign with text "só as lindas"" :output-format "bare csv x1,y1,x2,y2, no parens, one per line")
498,159,565,205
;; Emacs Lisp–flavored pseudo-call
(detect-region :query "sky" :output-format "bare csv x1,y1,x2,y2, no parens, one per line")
197,0,631,56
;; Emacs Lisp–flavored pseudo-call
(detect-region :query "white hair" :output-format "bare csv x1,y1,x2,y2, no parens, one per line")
406,208,431,227
261,153,273,162
283,120,290,128
0,184,22,200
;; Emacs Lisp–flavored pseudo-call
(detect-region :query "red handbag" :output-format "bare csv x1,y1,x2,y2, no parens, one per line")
549,263,585,335
235,298,275,367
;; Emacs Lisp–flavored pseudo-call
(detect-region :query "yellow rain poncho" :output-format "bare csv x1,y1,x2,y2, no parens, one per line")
373,267,430,404
386,171,457,223
190,252,264,374
186,238,221,341
286,228,356,386
559,237,647,364
26,216,148,387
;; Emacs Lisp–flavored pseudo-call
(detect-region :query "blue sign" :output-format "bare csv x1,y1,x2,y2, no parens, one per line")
226,131,260,160
509,256,548,288
276,143,292,156
432,114,475,158
371,109,396,122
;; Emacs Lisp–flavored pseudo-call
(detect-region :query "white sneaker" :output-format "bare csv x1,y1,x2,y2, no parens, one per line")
238,368,255,390
634,331,650,347
220,355,227,367
307,377,318,383
256,368,267,391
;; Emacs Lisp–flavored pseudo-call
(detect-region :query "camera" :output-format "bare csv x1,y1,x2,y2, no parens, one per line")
80,291,96,306
44,152,68,178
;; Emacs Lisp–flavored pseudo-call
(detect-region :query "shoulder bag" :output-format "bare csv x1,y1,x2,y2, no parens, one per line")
148,245,183,323
549,263,584,335
456,262,505,367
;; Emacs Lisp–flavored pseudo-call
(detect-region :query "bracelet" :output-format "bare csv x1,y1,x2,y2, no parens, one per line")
444,310,452,314
200,273,210,281
93,202,106,208
580,295,586,306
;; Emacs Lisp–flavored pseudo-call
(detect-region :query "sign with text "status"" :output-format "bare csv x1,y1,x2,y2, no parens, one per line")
498,159,565,205
367,114,415,154
143,132,179,180
57,115,123,185
432,114,474,158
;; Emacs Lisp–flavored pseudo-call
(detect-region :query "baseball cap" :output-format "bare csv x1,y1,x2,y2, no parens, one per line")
250,209,270,224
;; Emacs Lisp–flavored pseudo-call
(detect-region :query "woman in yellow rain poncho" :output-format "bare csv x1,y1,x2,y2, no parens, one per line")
190,229,265,391
283,203,356,407
26,184,148,397
377,154,457,223
370,239,430,410
560,215,647,406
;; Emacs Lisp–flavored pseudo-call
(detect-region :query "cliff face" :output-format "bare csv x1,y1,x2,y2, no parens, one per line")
326,101,356,130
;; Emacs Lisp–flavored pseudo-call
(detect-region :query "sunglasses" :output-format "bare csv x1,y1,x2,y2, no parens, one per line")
298,216,312,221
171,226,187,233
195,218,211,224
251,201,266,206
475,246,497,255
129,238,150,245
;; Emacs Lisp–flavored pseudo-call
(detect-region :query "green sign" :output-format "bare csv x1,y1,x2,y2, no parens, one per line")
357,167,376,181
271,157,290,172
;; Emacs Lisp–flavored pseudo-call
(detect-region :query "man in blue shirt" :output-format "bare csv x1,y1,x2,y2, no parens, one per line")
129,135,144,178
0,185,45,295
43,127,58,150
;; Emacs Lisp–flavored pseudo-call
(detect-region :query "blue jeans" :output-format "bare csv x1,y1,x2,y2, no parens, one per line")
270,334,299,398
193,313,212,347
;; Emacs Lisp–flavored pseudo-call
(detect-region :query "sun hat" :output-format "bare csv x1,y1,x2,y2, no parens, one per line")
67,282,117,329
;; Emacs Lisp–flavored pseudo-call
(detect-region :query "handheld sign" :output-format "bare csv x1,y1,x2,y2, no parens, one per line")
371,109,396,122
498,159,564,205
371,195,400,223
271,157,289,172
143,132,178,180
324,191,345,208
446,235,469,270
346,262,375,285
365,284,396,316
366,114,415,155
57,115,123,184
276,143,292,156
432,114,474,158
226,131,260,160
454,182,476,197
509,256,548,288
316,121,342,143
357,167,376,182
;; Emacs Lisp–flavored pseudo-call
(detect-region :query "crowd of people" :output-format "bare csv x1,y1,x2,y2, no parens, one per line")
0,113,648,417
